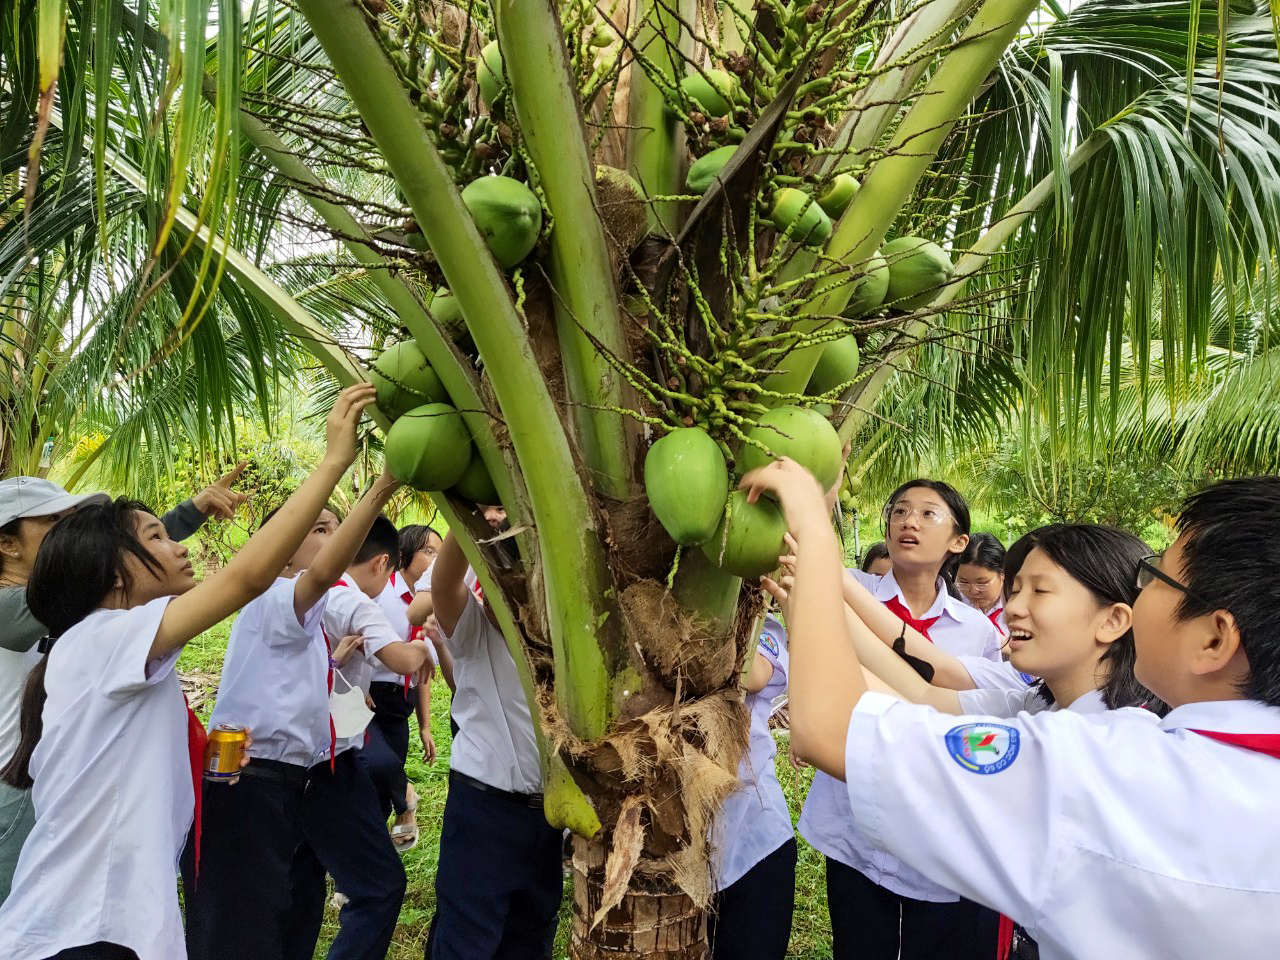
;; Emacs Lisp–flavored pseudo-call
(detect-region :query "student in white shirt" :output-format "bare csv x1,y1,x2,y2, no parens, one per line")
955,533,1008,638
781,523,1165,959
0,468,247,906
284,515,431,960
707,616,794,960
0,383,377,960
186,455,403,960
426,529,561,960
797,477,1001,960
745,460,1280,960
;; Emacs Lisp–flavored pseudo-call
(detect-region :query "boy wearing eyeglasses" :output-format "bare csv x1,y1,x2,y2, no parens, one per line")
748,464,1280,960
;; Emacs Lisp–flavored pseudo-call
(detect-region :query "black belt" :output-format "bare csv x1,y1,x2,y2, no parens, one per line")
237,757,310,790
450,770,544,809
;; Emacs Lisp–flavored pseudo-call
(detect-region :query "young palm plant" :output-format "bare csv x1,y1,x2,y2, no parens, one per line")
4,0,1280,955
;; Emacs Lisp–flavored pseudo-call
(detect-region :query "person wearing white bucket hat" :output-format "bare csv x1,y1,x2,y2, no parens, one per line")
0,466,248,906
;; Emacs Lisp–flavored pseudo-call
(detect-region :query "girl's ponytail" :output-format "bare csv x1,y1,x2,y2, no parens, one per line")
2,656,51,790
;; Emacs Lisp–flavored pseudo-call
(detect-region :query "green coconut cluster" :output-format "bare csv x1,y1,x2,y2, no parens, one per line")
643,405,844,579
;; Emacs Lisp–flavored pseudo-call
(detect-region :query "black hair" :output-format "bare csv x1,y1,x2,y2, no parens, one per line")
1004,523,1164,713
860,542,890,573
3,498,163,789
883,479,972,597
398,524,443,571
1176,477,1280,707
958,531,1006,574
353,515,400,568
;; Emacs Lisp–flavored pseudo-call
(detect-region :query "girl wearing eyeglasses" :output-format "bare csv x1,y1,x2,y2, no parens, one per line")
956,533,1008,638
795,479,1004,960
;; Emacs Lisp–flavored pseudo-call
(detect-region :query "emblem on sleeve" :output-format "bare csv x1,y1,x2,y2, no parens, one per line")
944,723,1020,774
758,630,780,658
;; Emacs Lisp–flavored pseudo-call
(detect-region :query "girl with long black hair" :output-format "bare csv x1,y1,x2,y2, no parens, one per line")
0,384,377,960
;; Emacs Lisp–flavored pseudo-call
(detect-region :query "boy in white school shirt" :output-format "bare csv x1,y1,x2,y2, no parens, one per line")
185,472,402,960
425,530,562,960
283,514,431,960
745,461,1280,960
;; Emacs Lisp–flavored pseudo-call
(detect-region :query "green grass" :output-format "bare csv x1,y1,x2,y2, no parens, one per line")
180,624,833,959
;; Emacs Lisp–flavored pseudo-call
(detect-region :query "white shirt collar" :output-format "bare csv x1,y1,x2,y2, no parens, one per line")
1160,699,1280,735
873,569,966,623
1062,688,1108,715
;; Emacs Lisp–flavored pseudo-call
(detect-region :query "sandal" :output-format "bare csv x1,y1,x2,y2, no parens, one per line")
389,784,419,854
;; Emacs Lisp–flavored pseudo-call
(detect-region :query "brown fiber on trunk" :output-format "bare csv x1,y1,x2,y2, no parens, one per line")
570,835,709,960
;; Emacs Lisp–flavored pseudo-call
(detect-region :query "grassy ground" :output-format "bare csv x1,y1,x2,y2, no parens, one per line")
179,624,833,960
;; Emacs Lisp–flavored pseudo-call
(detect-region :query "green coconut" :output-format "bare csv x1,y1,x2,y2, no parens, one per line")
680,69,738,117
384,403,474,491
686,145,737,195
371,341,448,420
737,404,843,491
808,335,861,397
451,450,500,505
461,176,543,268
882,236,954,310
817,173,860,218
477,40,505,107
701,491,787,579
644,428,729,546
428,289,466,337
769,188,832,248
843,250,890,317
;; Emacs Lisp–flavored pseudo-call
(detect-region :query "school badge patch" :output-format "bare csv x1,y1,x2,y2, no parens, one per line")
758,629,780,658
944,723,1020,775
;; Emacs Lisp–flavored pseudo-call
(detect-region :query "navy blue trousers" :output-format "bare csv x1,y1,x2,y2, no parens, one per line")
826,856,988,960
708,837,797,960
426,773,563,960
184,761,307,960
284,749,407,960
361,681,415,818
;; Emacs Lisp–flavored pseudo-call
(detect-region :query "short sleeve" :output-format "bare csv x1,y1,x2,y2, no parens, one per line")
263,577,326,647
756,617,787,689
960,656,1034,692
979,622,1005,661
0,588,45,652
957,686,1039,718
91,597,179,699
443,594,486,657
844,692,1061,924
345,593,403,660
847,568,880,591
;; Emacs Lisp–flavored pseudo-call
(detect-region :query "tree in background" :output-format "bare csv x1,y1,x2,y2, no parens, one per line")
4,1,1280,955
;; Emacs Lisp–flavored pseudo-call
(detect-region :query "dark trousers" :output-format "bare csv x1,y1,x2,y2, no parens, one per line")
362,681,415,818
46,946,138,960
184,760,308,960
426,773,563,960
708,837,797,960
826,856,986,960
284,749,408,960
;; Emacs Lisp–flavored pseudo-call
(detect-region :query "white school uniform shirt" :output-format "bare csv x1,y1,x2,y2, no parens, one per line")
0,598,191,960
844,694,1280,959
797,567,1004,901
959,654,1038,693
445,593,542,794
322,576,404,756
0,646,42,768
210,576,331,767
712,617,792,892
372,570,435,681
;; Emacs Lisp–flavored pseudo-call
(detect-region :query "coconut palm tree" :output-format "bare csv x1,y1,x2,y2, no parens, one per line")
4,0,1280,955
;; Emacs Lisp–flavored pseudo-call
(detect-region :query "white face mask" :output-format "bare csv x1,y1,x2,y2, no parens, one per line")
329,668,374,739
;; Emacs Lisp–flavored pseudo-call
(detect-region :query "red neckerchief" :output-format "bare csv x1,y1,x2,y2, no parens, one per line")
883,595,941,642
184,697,208,880
987,606,1006,635
996,914,1015,960
1189,729,1280,759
